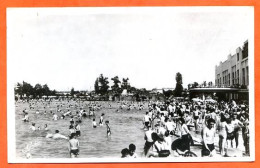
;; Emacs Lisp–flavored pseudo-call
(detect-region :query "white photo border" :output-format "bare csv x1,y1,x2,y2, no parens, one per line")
7,6,255,163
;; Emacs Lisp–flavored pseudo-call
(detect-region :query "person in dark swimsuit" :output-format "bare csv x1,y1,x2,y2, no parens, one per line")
105,120,111,137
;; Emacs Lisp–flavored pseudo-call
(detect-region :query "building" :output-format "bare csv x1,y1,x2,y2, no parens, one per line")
189,40,249,102
215,40,249,88
214,40,249,101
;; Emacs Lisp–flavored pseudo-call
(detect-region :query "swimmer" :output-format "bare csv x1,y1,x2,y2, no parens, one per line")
22,113,29,122
68,133,80,158
105,120,111,137
30,123,36,131
69,124,75,134
63,110,71,117
70,116,74,125
61,114,65,119
53,113,58,121
92,118,97,128
143,112,151,130
75,121,81,137
44,124,49,131
52,130,68,140
99,113,105,126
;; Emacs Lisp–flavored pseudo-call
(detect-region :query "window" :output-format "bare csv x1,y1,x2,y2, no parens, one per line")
242,68,245,85
237,70,239,84
242,42,248,59
228,74,230,86
246,66,249,85
232,72,234,85
237,53,239,61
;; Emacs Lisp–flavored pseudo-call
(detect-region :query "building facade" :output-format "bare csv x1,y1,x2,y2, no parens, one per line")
214,40,249,101
215,40,249,88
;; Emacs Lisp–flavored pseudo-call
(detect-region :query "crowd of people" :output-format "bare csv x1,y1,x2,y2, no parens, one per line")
140,99,250,157
17,98,250,158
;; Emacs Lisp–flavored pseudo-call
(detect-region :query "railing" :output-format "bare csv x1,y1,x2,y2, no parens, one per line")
190,84,248,89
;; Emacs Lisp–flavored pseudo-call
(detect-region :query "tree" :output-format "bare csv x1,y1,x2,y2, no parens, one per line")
94,78,99,94
174,72,183,97
121,78,131,91
42,84,51,96
188,84,191,89
208,81,213,87
15,81,56,99
129,86,137,94
163,89,174,98
99,74,109,95
34,83,43,98
203,81,207,87
15,82,23,98
111,76,122,95
134,88,149,101
51,89,57,96
94,74,109,95
22,81,34,97
71,87,75,97
193,82,199,88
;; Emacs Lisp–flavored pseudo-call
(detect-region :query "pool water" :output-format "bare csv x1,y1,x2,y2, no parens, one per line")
15,101,148,158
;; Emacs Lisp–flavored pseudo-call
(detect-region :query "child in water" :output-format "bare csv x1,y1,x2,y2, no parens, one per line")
44,124,49,131
30,123,36,131
22,112,29,122
92,118,97,128
75,121,81,137
105,120,111,137
99,113,104,126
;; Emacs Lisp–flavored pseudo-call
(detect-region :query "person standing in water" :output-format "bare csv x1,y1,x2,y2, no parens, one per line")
105,120,111,137
99,113,105,126
92,118,97,128
68,133,80,158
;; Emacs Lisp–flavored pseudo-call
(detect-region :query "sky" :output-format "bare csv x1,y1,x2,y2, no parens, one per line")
7,7,254,91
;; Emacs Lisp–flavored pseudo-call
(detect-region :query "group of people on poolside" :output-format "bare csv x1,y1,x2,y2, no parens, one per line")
141,99,250,157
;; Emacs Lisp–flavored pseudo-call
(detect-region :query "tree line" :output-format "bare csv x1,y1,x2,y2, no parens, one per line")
14,72,187,100
94,72,184,99
15,81,56,99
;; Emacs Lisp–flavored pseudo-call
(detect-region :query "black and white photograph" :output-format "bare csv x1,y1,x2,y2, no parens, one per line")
7,7,254,163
